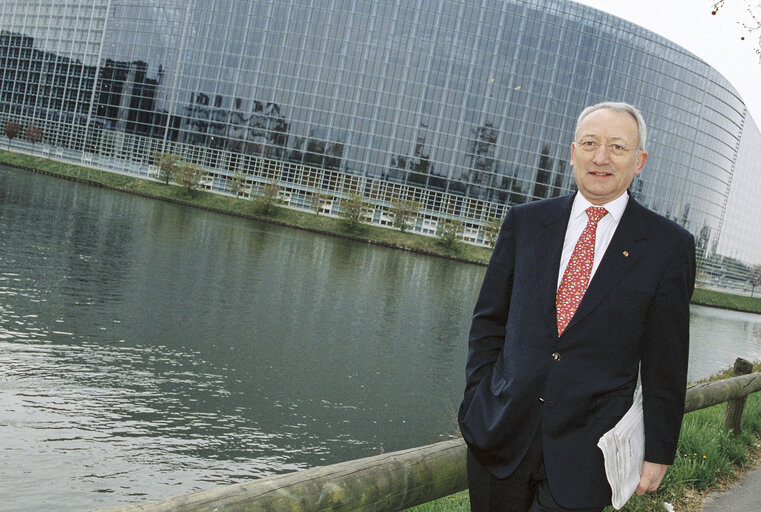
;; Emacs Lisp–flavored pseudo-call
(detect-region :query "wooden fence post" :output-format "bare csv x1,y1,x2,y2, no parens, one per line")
724,357,754,435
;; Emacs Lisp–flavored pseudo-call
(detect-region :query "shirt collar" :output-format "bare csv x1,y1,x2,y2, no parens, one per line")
571,191,629,223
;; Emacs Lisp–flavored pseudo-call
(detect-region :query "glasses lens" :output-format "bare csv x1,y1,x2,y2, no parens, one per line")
578,140,631,156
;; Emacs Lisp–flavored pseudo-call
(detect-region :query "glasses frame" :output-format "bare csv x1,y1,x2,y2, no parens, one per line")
574,138,640,157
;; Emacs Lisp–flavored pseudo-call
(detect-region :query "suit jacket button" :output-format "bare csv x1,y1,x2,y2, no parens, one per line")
552,352,560,361
539,397,545,403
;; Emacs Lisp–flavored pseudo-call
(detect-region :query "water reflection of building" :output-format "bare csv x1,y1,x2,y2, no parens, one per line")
1,0,760,289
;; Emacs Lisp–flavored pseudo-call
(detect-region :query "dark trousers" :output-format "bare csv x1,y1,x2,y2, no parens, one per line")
466,429,604,512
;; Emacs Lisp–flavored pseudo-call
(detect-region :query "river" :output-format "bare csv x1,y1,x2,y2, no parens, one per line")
1,164,760,511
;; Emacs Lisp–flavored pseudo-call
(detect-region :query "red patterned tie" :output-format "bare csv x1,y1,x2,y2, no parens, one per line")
556,206,608,336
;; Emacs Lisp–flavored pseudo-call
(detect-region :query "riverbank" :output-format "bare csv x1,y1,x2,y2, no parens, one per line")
2,149,760,316
692,288,761,315
408,363,761,512
0,150,492,266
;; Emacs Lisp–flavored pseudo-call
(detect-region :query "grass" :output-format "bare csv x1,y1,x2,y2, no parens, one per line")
692,288,761,314
618,394,761,512
2,149,761,318
408,492,471,511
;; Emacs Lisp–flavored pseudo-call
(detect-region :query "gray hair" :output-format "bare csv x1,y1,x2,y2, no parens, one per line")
575,101,647,151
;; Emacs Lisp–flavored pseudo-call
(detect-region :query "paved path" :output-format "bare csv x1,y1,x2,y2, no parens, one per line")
699,465,761,511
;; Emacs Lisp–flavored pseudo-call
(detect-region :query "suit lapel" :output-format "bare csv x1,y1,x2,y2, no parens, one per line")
537,195,574,323
563,198,647,331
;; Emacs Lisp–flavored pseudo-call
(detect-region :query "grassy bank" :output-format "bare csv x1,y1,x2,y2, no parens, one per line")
408,363,761,512
2,149,760,315
0,150,493,265
692,288,761,314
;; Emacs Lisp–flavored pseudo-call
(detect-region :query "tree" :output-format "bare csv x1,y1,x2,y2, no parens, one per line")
229,169,246,197
436,218,464,249
389,198,420,232
749,265,761,298
174,161,206,197
153,152,182,184
339,193,370,230
310,192,332,216
253,180,282,215
23,125,43,147
3,121,22,149
482,216,503,248
712,1,761,59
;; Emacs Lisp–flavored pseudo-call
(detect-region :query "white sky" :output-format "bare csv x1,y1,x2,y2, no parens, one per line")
573,0,761,126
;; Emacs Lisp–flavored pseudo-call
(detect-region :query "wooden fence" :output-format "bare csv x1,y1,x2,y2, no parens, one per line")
107,360,761,512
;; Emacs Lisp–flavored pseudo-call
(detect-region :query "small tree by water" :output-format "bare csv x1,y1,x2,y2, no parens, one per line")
229,169,246,197
3,121,22,148
482,216,503,247
390,198,420,232
153,152,183,185
253,180,282,215
310,192,332,216
749,265,761,298
23,125,43,147
437,218,464,249
339,193,370,230
175,161,206,197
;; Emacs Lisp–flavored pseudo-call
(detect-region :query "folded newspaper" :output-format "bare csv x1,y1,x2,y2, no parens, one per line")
597,387,644,510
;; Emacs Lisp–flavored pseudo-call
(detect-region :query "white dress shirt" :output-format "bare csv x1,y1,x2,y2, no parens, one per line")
556,192,629,290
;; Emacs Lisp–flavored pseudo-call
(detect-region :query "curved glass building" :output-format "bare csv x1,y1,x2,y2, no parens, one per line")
1,0,760,289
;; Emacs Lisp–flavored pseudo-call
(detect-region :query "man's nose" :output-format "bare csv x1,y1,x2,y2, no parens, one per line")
591,145,611,164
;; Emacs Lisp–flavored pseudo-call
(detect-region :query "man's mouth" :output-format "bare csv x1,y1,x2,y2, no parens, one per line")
589,170,612,177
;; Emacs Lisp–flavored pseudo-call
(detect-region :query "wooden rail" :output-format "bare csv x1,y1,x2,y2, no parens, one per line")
106,365,761,512
684,360,761,414
106,439,466,512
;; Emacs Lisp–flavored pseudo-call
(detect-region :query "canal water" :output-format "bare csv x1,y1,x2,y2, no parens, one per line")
1,164,760,511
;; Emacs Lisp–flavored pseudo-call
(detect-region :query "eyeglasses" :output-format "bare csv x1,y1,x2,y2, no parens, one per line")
575,139,639,157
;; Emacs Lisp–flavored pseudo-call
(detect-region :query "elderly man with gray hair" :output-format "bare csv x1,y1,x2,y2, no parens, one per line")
459,102,695,511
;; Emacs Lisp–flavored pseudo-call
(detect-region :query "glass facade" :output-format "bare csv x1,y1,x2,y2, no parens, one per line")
1,0,760,289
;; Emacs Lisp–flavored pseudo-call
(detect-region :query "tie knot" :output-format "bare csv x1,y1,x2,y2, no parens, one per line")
586,206,608,224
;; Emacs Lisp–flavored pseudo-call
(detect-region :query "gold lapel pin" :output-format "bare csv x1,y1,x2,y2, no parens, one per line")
623,251,630,258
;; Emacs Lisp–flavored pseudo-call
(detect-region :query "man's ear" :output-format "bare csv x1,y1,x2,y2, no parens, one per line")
634,150,648,174
570,142,576,167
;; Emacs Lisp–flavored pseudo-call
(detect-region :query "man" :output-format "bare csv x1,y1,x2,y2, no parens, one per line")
458,102,696,511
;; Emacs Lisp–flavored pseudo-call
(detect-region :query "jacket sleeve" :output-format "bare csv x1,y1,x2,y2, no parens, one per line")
640,231,696,464
463,209,516,399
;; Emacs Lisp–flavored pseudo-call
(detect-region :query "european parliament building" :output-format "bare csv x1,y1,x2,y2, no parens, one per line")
2,0,760,289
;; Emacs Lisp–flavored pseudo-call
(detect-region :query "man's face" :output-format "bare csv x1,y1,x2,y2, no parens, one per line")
570,108,648,205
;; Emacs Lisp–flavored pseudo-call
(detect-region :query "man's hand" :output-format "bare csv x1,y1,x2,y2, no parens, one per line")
636,461,669,495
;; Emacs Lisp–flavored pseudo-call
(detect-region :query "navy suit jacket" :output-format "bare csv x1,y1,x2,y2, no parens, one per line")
458,193,695,509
